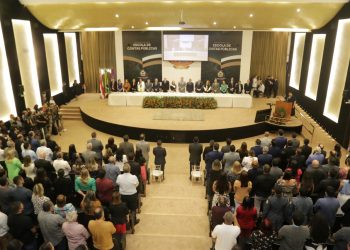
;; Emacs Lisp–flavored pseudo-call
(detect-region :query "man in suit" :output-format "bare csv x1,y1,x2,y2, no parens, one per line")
195,80,203,93
234,81,243,94
153,78,160,92
81,143,97,163
145,79,153,92
136,133,150,165
300,138,312,159
228,77,235,94
205,143,223,180
161,78,169,92
274,129,287,149
250,139,263,157
203,140,215,161
188,137,203,179
87,132,103,161
258,146,273,166
119,135,134,156
221,138,232,154
288,132,300,150
186,79,194,93
178,77,186,93
153,140,167,179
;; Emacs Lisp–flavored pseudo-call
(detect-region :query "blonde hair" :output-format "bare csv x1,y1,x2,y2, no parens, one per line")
33,183,45,197
80,168,90,185
5,149,16,161
232,161,242,174
66,211,78,222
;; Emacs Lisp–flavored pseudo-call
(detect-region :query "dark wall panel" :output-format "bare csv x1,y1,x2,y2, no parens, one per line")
287,3,350,148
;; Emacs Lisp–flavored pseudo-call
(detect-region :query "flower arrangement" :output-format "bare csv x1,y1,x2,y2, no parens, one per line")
143,96,217,109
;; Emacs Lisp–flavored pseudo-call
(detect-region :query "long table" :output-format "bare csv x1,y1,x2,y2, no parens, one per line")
108,92,252,108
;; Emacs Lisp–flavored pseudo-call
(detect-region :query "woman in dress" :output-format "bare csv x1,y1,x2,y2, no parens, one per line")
236,196,257,248
212,172,231,208
123,79,131,92
233,171,252,208
68,144,78,166
241,150,258,172
170,81,177,92
109,192,129,244
250,218,277,250
237,142,249,159
275,169,298,200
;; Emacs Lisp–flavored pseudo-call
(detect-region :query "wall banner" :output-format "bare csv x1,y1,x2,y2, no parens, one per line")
122,31,162,82
201,31,242,83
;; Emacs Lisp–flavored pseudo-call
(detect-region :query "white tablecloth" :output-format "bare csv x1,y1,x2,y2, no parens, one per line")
108,92,252,108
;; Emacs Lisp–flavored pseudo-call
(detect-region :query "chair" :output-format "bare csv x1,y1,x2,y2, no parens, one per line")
190,164,203,184
151,165,164,182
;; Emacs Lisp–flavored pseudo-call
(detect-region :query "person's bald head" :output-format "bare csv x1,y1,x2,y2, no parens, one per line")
311,160,320,169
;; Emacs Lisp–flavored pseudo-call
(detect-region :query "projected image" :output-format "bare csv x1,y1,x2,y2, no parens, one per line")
163,34,209,61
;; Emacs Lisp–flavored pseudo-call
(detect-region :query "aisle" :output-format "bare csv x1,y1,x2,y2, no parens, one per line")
127,141,211,249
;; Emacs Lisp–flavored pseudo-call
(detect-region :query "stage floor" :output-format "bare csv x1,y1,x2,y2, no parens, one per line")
66,94,301,131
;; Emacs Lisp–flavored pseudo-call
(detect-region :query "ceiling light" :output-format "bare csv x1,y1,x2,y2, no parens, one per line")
147,27,182,31
145,21,149,25
213,21,217,25
297,8,301,12
271,28,310,32
233,26,237,29
131,25,135,29
249,13,254,18
84,27,119,32
115,14,119,18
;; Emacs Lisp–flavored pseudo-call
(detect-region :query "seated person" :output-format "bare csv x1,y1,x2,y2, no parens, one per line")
220,80,228,94
195,80,204,93
186,79,194,93
170,80,176,92
137,79,145,92
153,78,160,92
116,79,124,92
145,79,153,92
235,81,243,94
123,79,131,92
212,79,220,93
130,79,137,92
203,80,212,93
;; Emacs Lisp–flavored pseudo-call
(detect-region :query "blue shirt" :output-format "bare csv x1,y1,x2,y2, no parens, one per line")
314,197,340,226
22,149,38,162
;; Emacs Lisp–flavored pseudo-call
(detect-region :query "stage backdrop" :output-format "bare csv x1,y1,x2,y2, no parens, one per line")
201,31,242,82
122,31,162,82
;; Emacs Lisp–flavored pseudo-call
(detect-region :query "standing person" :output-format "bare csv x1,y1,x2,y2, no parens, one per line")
119,135,134,156
136,133,150,166
203,140,215,161
260,131,272,148
236,197,257,248
153,140,167,180
262,185,290,231
0,207,9,250
62,211,90,250
5,149,22,183
211,211,240,250
250,218,277,250
314,186,340,228
188,137,203,180
278,211,309,250
109,192,129,250
11,176,34,216
272,78,278,98
233,171,252,208
38,201,67,250
8,201,37,250
88,208,116,250
186,78,194,93
222,145,240,173
87,132,103,162
96,169,114,206
162,78,170,92
53,152,71,176
32,183,51,215
116,163,139,234
291,187,314,225
285,91,296,116
221,138,232,154
178,77,186,93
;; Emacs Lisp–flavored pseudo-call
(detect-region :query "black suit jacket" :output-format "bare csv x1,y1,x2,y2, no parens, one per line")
162,81,169,92
129,160,141,178
186,82,194,93
153,146,166,165
189,142,203,164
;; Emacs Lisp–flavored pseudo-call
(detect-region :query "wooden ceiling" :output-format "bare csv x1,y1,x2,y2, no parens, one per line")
19,0,348,31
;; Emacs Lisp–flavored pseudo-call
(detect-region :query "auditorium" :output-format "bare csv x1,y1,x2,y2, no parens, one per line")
1,0,350,249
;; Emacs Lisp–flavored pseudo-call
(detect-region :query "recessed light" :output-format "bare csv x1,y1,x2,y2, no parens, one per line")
233,26,237,29
249,13,254,18
115,14,119,18
297,8,301,12
145,21,149,25
131,25,135,29
213,21,217,25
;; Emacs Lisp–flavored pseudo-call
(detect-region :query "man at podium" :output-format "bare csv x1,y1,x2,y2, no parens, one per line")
285,91,296,116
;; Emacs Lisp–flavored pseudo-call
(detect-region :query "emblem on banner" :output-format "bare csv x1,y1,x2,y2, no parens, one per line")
217,70,224,78
140,69,147,77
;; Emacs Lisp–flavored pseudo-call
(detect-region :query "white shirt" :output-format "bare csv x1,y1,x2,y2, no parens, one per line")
53,158,71,176
0,211,9,236
242,156,258,171
116,173,139,195
0,148,4,161
212,224,240,250
36,146,53,162
22,163,36,180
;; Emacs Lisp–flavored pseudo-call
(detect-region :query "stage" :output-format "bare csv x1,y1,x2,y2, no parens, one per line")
66,94,302,143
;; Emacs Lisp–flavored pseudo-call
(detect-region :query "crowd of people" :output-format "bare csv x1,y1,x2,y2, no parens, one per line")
187,130,350,250
108,75,279,97
0,114,169,250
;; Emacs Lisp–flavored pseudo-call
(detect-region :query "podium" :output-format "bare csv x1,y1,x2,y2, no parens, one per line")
269,101,292,125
